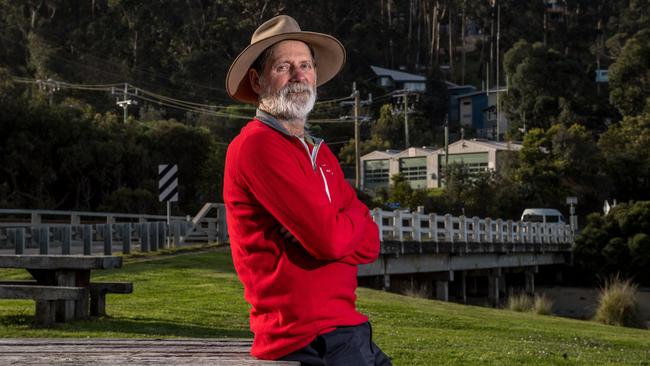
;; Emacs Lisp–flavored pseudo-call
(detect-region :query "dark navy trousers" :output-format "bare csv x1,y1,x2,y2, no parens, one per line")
279,322,392,366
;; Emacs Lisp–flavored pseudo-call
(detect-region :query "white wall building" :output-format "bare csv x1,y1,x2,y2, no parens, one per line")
360,139,522,191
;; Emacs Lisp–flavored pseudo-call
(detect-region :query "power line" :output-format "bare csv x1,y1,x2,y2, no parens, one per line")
11,76,364,123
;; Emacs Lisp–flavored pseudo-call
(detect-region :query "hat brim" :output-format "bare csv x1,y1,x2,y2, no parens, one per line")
226,32,346,104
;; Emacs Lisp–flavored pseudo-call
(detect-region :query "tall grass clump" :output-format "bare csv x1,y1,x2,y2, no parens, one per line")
595,275,641,327
533,294,554,315
507,293,533,312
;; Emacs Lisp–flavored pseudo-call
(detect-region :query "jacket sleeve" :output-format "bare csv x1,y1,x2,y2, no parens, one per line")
237,132,369,261
332,153,380,265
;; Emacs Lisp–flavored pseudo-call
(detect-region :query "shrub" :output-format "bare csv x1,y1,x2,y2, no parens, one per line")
594,275,641,327
403,284,430,299
533,294,554,315
507,293,533,312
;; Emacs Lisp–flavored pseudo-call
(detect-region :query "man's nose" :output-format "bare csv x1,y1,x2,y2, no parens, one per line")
290,66,307,82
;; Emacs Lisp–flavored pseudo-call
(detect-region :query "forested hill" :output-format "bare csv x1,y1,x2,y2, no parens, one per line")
1,1,649,219
2,1,644,111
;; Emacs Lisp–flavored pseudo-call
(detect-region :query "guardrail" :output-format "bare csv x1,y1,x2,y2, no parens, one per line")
0,205,228,255
371,208,574,244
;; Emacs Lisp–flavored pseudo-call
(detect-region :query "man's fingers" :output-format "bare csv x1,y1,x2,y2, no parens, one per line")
279,227,293,239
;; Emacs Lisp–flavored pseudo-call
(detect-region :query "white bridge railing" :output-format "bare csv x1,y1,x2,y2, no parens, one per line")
0,204,227,255
371,208,574,244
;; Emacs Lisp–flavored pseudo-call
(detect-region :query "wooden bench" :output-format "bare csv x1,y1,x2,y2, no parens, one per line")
0,285,86,326
88,282,133,317
0,339,299,365
0,280,134,320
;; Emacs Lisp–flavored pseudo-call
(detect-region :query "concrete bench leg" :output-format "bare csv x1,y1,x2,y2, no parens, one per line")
75,289,90,320
90,290,107,317
35,300,56,326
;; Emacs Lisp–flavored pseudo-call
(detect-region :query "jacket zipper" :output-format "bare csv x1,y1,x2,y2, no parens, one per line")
297,137,331,203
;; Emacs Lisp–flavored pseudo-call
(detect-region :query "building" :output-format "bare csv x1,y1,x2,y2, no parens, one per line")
360,149,401,190
452,86,508,140
370,65,427,93
360,139,522,191
447,82,478,125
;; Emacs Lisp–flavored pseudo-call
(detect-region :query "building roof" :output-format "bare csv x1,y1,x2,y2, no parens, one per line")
370,66,426,82
393,146,437,158
456,90,487,99
434,139,522,154
361,149,401,160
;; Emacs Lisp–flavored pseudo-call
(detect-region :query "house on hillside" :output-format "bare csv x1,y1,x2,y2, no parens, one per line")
370,65,427,93
360,139,522,191
451,86,509,140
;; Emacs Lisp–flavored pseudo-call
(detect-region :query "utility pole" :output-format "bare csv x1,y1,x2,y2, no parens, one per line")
36,78,60,106
404,92,410,148
353,82,361,189
112,83,138,123
393,89,415,148
496,1,501,142
341,84,372,189
444,117,449,168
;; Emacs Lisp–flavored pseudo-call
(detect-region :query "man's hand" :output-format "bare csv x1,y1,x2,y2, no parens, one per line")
279,226,300,244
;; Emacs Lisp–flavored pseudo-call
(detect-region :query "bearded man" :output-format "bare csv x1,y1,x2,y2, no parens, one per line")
223,15,392,365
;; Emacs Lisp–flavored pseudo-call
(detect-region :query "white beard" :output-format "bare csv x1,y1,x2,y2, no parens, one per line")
258,80,317,121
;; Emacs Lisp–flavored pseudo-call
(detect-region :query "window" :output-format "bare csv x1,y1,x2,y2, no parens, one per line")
404,82,426,92
364,159,390,189
438,152,490,185
399,157,427,189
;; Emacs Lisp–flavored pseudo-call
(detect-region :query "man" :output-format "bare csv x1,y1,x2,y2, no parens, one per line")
223,15,392,365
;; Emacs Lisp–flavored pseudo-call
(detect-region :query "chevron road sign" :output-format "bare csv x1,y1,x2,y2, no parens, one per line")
158,164,179,202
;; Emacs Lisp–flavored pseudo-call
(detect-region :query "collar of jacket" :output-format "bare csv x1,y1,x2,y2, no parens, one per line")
255,109,322,146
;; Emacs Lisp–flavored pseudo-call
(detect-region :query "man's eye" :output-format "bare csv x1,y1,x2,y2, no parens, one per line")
276,64,289,72
301,63,313,70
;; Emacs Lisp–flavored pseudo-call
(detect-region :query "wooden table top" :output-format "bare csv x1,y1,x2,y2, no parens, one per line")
0,339,298,365
0,255,122,270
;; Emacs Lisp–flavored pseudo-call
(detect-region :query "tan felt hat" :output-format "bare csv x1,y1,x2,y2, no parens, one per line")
225,15,346,104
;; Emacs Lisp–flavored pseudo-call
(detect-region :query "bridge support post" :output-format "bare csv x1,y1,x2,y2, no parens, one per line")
488,268,502,307
383,274,390,290
436,281,449,301
433,271,453,302
525,266,537,295
456,271,467,304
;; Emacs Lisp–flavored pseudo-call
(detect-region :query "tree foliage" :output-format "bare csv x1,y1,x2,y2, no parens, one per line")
0,87,223,214
573,201,650,285
502,41,585,132
608,29,650,116
598,113,650,202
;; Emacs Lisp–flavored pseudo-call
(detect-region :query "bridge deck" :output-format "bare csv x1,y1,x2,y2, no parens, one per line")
380,240,572,256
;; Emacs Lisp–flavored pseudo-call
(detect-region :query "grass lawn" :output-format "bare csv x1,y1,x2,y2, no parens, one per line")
1,247,649,365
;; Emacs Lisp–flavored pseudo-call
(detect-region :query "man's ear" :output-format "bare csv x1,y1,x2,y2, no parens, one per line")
249,69,262,94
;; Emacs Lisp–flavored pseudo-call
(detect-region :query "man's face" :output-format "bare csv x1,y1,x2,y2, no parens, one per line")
251,40,317,120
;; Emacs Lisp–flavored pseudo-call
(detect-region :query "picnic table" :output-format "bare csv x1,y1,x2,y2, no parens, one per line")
0,339,298,365
0,254,132,325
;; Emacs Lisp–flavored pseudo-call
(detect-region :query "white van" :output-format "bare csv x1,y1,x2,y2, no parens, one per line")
520,208,565,224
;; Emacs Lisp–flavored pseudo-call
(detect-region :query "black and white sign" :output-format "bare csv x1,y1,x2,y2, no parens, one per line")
158,164,178,202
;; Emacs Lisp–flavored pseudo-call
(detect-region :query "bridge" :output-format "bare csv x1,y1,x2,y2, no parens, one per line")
1,205,573,306
359,208,574,306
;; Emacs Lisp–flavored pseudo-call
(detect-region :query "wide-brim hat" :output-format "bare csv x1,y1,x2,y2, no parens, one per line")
226,15,346,104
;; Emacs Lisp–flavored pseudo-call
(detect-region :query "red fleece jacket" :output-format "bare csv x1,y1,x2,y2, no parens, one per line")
223,119,380,360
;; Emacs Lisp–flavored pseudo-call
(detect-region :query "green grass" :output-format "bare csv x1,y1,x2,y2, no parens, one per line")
1,248,649,365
